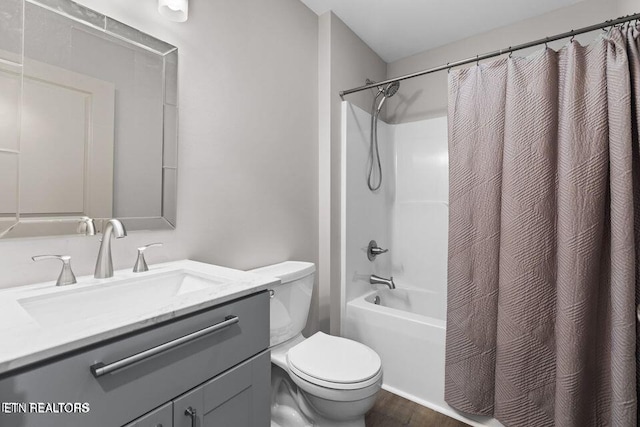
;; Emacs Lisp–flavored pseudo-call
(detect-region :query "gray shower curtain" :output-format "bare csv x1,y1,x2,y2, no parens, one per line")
445,25,639,426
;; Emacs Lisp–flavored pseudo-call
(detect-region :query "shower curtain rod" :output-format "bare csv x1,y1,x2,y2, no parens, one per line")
339,12,640,98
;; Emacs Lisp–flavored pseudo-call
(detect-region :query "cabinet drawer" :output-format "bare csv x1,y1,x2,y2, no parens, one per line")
0,291,269,427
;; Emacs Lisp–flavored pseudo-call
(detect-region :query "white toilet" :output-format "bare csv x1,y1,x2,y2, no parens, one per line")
249,261,382,427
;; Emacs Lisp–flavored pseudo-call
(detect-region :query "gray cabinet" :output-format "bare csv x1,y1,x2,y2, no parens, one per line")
125,402,172,427
172,351,270,427
0,291,270,427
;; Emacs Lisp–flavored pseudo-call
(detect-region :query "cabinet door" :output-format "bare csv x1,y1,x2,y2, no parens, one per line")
173,350,270,427
124,402,172,427
172,384,203,427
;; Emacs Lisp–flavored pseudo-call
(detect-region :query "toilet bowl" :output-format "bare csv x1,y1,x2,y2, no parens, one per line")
249,261,382,427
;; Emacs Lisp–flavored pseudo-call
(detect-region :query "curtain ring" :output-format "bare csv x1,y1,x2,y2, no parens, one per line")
446,62,451,74
570,33,575,43
476,54,480,66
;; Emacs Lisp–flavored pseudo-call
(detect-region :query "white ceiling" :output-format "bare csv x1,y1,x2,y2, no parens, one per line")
300,0,583,62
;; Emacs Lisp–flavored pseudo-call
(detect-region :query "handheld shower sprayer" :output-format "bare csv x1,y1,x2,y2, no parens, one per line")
368,80,400,191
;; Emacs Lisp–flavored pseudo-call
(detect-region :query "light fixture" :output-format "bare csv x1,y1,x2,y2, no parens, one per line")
158,0,188,22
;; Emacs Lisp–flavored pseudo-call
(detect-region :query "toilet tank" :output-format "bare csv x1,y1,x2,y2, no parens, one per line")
248,261,315,347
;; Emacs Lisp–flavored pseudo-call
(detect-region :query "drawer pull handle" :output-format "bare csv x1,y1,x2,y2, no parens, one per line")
185,406,197,427
89,315,239,378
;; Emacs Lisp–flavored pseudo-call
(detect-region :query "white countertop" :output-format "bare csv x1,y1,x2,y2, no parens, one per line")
0,260,277,375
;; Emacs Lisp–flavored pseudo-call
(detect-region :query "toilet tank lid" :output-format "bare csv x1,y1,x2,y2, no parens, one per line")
248,261,315,283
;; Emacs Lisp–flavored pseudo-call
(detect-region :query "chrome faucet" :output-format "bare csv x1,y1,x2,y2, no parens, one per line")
94,219,127,279
370,274,396,289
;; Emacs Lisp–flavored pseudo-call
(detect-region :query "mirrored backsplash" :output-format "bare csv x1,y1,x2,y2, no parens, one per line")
0,0,178,239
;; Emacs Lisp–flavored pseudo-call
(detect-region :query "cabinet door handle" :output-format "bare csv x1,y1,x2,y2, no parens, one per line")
90,315,239,378
185,406,197,427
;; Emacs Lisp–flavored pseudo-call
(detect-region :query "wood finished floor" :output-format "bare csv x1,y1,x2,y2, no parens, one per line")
365,390,469,427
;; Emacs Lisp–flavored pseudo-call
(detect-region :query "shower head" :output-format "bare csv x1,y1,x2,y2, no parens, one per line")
375,81,400,114
385,81,400,97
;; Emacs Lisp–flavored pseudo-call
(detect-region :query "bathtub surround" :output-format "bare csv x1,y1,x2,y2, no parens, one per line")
341,103,393,307
342,106,497,426
445,26,639,426
342,106,449,314
392,117,449,310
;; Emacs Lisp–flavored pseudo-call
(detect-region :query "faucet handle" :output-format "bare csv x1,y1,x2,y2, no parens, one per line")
367,240,389,261
77,217,96,236
32,255,77,286
133,243,163,273
138,243,163,252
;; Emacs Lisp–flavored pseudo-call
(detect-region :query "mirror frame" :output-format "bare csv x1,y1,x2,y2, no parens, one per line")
0,0,178,239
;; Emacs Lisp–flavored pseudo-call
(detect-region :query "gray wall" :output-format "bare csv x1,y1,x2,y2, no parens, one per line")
0,0,319,334
318,12,387,333
386,0,639,123
2,0,636,335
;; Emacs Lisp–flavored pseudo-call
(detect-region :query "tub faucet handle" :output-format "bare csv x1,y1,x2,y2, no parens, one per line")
133,243,163,273
367,240,389,261
32,255,77,286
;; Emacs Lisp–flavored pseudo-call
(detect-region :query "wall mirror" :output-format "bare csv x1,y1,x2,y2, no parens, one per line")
0,0,178,238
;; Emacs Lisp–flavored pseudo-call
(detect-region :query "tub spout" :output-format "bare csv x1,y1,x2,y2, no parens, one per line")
370,274,395,289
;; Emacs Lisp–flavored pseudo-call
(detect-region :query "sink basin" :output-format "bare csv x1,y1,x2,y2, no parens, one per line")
18,270,224,327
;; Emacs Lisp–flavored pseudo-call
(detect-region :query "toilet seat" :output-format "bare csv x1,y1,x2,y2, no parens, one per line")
286,332,382,390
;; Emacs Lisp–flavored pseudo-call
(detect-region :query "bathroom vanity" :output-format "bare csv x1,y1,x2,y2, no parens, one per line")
1,1,273,425
0,260,276,427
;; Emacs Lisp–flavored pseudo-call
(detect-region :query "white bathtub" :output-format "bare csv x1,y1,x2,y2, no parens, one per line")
345,289,501,427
